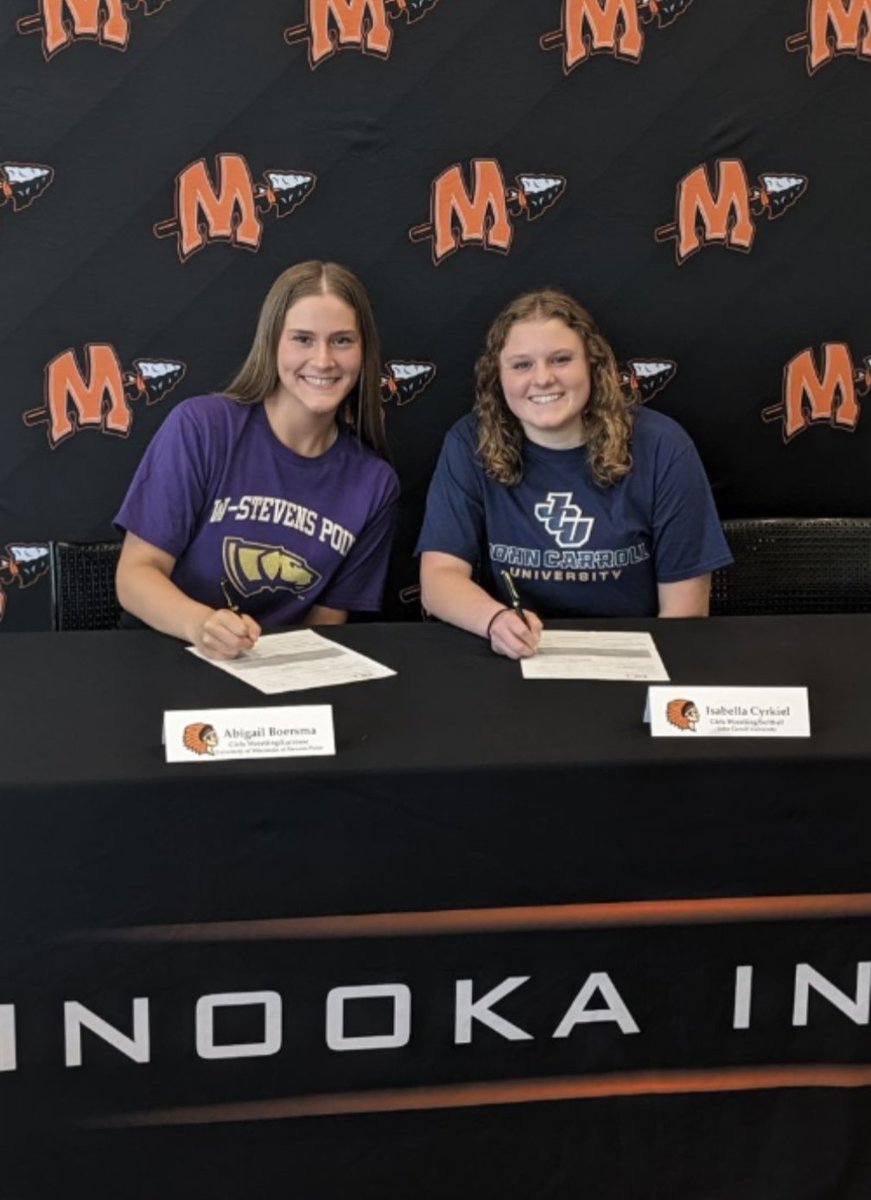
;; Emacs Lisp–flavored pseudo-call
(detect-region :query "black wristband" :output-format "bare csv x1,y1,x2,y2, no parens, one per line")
486,606,512,639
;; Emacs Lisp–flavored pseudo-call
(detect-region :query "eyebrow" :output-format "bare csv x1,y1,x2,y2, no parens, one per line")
503,347,577,359
286,328,358,336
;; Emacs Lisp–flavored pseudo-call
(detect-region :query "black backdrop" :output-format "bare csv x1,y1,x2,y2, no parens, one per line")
3,0,871,630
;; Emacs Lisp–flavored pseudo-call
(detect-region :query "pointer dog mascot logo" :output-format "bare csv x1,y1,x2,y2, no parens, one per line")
16,0,173,60
284,0,441,69
540,0,695,71
409,160,567,265
787,0,871,74
0,544,50,622
22,346,186,448
655,159,808,265
154,154,317,263
761,343,867,443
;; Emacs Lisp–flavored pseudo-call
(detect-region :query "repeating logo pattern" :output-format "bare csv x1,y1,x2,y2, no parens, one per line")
0,544,50,621
786,0,871,74
16,0,174,60
409,160,567,265
619,358,677,402
655,159,808,265
154,155,317,262
541,0,696,71
380,360,437,406
284,0,441,69
22,346,186,448
1,161,54,215
762,343,866,443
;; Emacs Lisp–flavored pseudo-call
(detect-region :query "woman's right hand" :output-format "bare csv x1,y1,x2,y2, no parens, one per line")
194,609,261,660
488,607,542,659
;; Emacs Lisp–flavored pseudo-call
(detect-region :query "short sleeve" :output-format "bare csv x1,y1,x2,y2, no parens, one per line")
415,420,487,565
651,438,733,582
319,469,400,612
114,403,209,559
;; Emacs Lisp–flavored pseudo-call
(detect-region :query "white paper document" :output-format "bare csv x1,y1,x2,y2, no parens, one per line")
520,629,669,682
187,629,396,694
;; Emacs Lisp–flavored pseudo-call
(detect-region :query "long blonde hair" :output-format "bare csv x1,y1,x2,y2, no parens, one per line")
226,260,388,458
474,288,635,486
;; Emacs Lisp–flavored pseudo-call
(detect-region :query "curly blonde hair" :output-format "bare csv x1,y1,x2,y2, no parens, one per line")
474,288,635,486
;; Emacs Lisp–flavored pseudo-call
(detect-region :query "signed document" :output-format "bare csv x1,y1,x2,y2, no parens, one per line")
520,629,669,682
188,629,396,694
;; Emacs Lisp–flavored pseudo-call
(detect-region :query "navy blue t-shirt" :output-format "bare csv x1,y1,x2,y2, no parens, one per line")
416,409,732,618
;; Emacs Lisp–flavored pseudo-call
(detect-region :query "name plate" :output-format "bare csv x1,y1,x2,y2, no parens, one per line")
163,705,335,762
647,687,810,738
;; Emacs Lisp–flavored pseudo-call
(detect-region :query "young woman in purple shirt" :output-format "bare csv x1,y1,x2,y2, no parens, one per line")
116,262,399,660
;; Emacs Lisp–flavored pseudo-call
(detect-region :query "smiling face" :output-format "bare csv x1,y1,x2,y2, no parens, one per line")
272,292,363,423
498,317,591,449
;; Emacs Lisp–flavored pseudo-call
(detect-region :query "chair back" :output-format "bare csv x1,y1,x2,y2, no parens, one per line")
710,518,871,616
51,541,122,631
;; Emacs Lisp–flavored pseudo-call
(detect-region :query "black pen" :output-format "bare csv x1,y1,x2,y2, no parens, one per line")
500,569,531,630
220,576,242,614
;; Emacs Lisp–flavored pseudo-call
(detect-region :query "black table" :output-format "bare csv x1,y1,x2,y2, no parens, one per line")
3,617,871,1199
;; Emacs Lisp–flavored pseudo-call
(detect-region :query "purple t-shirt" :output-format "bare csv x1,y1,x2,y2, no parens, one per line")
115,394,399,627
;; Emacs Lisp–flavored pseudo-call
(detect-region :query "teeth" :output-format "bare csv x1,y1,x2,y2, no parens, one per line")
528,393,561,404
302,376,339,387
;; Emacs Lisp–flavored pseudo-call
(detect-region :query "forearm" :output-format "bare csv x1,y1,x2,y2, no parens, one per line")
116,561,215,644
420,564,506,638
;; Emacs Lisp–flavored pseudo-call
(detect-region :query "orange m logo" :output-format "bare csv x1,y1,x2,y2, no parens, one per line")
778,344,860,441
43,345,131,448
36,0,129,58
307,0,392,66
429,160,512,265
675,159,754,263
173,155,261,262
561,0,643,67
805,0,871,71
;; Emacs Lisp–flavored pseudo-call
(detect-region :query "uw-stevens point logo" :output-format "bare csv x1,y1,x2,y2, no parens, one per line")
534,493,594,550
182,723,218,757
619,358,677,403
0,544,50,622
154,154,317,263
1,161,54,215
787,0,871,74
22,346,185,449
409,160,567,265
655,159,808,265
284,0,441,69
761,343,867,443
16,0,173,61
223,538,321,601
540,0,695,71
666,698,699,731
381,360,436,406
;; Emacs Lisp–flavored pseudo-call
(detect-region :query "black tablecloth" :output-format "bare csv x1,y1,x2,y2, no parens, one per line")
3,617,871,1199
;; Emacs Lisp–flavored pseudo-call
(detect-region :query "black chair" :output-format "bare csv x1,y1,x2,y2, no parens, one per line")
50,541,123,631
710,518,871,616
